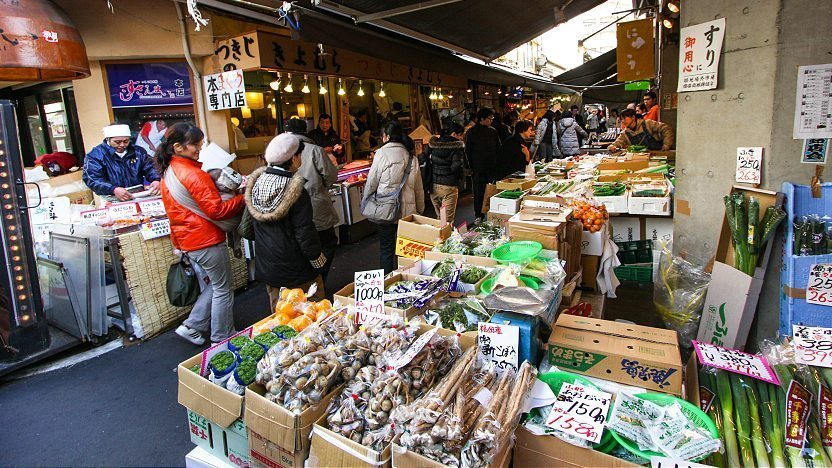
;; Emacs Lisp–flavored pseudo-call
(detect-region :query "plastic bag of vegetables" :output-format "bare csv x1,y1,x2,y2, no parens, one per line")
653,241,710,351
226,357,258,395
208,350,237,386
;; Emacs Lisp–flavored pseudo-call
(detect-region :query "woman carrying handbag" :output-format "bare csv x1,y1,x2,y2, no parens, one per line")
361,121,424,273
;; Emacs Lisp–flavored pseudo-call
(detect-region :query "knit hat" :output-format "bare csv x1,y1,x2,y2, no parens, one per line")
103,124,131,138
286,118,308,134
264,133,300,165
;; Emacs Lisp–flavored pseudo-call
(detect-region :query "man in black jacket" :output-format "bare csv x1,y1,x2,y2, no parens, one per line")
495,120,534,181
464,107,501,221
570,105,587,148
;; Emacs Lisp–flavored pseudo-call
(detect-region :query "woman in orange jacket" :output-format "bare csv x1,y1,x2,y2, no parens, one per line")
157,123,245,346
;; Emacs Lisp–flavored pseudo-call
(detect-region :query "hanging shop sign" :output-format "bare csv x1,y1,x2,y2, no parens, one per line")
677,18,726,92
616,19,655,82
793,64,832,139
105,62,193,108
203,70,247,111
213,31,468,89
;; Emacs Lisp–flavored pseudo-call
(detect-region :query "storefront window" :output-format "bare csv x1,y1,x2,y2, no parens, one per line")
22,96,47,158
13,85,84,166
41,90,74,154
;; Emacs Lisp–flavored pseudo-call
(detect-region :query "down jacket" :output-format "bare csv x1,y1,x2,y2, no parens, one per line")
533,118,563,158
160,157,245,252
83,140,160,196
292,134,339,231
363,142,424,221
557,117,588,156
245,166,325,288
425,136,464,187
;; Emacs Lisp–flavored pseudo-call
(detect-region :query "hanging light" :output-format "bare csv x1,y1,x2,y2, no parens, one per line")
318,77,327,94
466,88,472,93
337,78,346,96
662,16,674,29
283,73,293,93
379,82,386,97
301,75,311,93
429,88,437,100
269,72,282,91
437,89,444,100
357,80,365,96
667,0,680,13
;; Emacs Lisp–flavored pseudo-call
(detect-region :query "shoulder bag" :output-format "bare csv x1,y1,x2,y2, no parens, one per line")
166,253,200,307
361,150,413,224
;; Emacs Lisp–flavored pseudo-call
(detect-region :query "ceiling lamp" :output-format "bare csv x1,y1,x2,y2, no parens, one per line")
337,78,346,96
466,88,472,93
269,72,282,91
429,88,437,100
318,77,327,94
301,75,310,93
667,0,680,13
283,73,293,93
437,89,444,100
379,82,386,97
357,80,365,97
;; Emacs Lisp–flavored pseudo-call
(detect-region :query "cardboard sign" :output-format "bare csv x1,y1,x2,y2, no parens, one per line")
478,322,519,374
785,380,811,448
138,198,166,217
692,340,779,385
30,197,71,225
108,201,139,220
651,457,713,468
616,19,655,82
793,325,832,366
353,269,385,324
140,218,171,240
820,384,832,446
735,147,762,184
544,383,611,444
199,327,253,376
808,264,832,306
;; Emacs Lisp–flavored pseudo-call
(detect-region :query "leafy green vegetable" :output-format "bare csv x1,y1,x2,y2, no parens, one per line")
272,325,297,339
438,303,467,330
209,351,236,372
431,259,457,279
254,332,281,350
460,266,487,284
715,370,741,467
238,342,265,361
235,357,257,385
189,364,200,374
229,336,252,349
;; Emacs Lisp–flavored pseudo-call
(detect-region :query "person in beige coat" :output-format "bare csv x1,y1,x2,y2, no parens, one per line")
363,121,424,273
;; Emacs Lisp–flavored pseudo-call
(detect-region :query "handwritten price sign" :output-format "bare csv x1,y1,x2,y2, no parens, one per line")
793,325,832,367
478,322,519,375
693,341,779,385
735,147,763,184
353,269,385,324
808,264,832,307
545,383,611,444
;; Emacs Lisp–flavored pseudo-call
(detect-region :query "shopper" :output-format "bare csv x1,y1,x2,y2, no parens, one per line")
608,108,675,152
308,114,343,163
636,103,648,119
643,91,660,121
424,122,465,224
246,133,327,310
363,121,424,273
495,120,534,180
285,118,339,283
493,112,511,143
610,108,622,129
464,107,501,221
533,110,562,162
557,111,588,156
158,123,245,346
83,124,161,201
569,105,586,147
586,108,600,142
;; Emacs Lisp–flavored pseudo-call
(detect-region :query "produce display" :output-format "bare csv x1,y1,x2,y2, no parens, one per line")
723,193,786,275
435,222,507,257
592,182,626,197
532,179,577,196
495,190,524,199
793,214,832,255
383,278,440,310
253,288,336,334
430,259,488,285
421,297,491,332
570,199,609,232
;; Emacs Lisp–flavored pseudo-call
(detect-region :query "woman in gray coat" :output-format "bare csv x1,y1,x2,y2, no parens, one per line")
558,111,588,156
533,109,562,161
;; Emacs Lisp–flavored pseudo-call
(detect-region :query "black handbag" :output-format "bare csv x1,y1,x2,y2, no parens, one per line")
166,253,200,307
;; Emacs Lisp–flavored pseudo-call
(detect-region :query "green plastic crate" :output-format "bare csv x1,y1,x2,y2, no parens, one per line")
614,264,653,282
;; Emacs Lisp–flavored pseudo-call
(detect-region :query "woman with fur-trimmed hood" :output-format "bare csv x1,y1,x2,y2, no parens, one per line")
245,133,326,310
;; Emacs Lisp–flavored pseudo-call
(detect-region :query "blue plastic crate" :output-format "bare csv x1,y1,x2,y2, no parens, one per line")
490,311,545,368
779,182,832,338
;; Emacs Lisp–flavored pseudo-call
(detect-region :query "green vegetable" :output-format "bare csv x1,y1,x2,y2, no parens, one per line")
272,325,297,339
716,370,741,467
235,357,257,385
209,351,235,372
254,332,281,350
229,336,252,349
460,266,487,284
431,259,457,279
724,192,786,275
496,190,524,199
701,371,725,468
759,206,787,249
628,145,647,152
189,364,200,374
438,303,467,330
593,182,626,197
756,378,786,467
238,342,265,361
744,379,771,467
729,373,755,467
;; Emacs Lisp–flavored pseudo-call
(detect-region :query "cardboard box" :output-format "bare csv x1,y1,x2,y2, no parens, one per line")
394,258,493,294
597,160,650,171
580,224,607,256
508,212,566,251
628,194,671,216
645,217,673,248
334,273,439,318
580,255,600,291
489,191,523,215
609,216,644,243
696,186,782,350
563,220,584,277
391,439,511,468
395,236,435,259
178,354,244,428
186,410,250,467
486,211,513,230
423,250,499,268
596,172,666,183
496,177,538,191
185,446,228,468
397,214,452,244
547,315,683,395
513,426,639,467
595,193,628,214
245,385,341,468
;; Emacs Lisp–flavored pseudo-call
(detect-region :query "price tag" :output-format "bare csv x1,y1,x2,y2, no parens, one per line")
108,202,139,220
138,198,166,216
544,383,611,444
353,269,385,324
692,341,779,385
477,322,519,375
651,456,714,468
793,325,832,366
735,147,763,184
808,263,832,306
80,208,109,224
140,219,171,240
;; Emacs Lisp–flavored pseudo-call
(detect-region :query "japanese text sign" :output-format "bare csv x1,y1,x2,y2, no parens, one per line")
616,19,655,82
785,380,811,448
545,383,611,444
203,70,247,111
214,33,260,71
808,264,832,307
793,64,832,139
107,201,138,220
793,325,832,366
138,198,166,217
677,18,726,92
801,138,830,164
105,62,193,108
477,322,519,375
735,147,763,184
353,269,385,324
30,196,71,225
692,340,779,385
140,218,171,240
80,208,109,224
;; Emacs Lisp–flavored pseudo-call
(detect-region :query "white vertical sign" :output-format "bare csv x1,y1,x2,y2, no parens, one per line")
807,264,832,307
793,64,832,139
478,322,519,374
677,18,726,92
735,147,763,184
353,269,385,324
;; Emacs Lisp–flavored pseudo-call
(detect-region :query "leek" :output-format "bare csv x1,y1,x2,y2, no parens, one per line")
730,373,755,467
716,370,742,467
745,380,771,467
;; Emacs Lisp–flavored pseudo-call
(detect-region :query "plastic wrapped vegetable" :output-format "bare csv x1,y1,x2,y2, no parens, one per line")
432,259,457,279
209,350,237,386
253,332,281,350
272,348,342,413
237,342,266,362
653,241,710,350
272,325,297,340
228,335,252,353
226,357,258,395
460,266,487,284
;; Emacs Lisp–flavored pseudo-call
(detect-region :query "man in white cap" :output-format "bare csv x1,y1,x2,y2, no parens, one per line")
82,124,161,201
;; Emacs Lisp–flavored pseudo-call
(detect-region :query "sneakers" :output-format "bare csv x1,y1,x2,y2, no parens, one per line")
175,325,206,346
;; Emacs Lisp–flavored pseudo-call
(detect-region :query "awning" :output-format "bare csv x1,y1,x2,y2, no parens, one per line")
309,0,605,62
554,48,641,106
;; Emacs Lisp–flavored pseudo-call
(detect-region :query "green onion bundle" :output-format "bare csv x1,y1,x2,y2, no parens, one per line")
722,193,786,276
